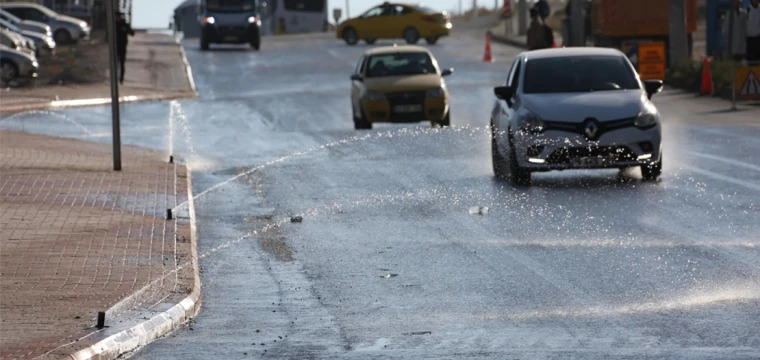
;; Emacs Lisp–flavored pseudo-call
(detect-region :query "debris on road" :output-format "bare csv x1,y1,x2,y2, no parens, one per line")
381,273,398,279
468,206,489,215
290,216,303,223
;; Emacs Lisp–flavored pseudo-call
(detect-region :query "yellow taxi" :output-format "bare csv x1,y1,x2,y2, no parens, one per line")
337,2,452,45
350,45,453,130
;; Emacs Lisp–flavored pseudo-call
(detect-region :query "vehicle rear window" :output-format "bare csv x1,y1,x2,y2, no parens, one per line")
283,0,325,12
523,56,640,94
366,52,437,78
412,5,437,13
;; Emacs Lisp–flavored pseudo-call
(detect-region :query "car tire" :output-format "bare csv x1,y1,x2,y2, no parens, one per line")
641,155,663,181
354,107,372,130
439,111,451,127
364,38,377,45
508,131,531,186
54,29,72,45
403,27,420,44
250,38,260,50
491,123,509,180
0,60,19,82
343,27,359,45
200,35,210,51
425,36,439,44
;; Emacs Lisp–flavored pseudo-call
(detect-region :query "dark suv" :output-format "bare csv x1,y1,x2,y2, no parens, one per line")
198,0,261,51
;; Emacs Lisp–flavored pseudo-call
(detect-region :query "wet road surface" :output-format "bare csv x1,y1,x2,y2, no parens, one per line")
2,31,760,359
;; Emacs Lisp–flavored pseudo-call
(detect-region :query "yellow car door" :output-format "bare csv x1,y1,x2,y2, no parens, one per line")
355,6,385,39
387,5,415,37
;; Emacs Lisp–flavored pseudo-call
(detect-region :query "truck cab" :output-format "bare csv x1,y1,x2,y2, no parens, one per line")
198,0,261,51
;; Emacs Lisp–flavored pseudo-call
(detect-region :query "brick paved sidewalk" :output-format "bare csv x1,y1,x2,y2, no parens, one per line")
0,130,193,359
0,32,195,114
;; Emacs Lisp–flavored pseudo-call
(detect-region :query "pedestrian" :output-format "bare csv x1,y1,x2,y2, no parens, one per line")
726,0,748,62
115,11,134,84
747,0,760,62
527,8,549,50
533,0,551,21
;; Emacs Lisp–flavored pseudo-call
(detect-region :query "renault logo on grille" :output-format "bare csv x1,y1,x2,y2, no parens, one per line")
584,118,600,139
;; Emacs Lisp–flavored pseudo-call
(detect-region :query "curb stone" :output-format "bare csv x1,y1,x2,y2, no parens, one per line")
64,166,202,360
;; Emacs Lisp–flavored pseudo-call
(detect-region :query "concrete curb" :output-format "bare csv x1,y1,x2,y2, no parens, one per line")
0,92,198,115
64,167,201,360
178,41,197,94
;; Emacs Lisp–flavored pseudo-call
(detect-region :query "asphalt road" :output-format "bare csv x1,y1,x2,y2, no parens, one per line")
3,30,760,359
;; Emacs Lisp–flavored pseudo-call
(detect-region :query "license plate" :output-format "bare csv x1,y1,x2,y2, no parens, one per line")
571,155,616,167
393,104,422,113
224,36,238,41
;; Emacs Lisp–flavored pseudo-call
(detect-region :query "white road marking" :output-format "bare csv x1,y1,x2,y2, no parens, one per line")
682,164,760,192
686,151,760,173
326,48,356,67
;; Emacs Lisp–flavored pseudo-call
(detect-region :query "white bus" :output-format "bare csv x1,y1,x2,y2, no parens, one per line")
259,0,327,35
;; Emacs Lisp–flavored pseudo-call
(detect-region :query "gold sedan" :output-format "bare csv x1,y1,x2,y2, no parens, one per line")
350,45,453,130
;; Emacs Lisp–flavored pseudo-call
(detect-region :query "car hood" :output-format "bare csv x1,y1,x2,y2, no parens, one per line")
364,74,442,92
0,45,36,63
21,30,45,41
521,90,646,122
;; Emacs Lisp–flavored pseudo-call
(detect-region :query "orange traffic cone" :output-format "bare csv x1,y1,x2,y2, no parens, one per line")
483,34,494,62
700,57,713,96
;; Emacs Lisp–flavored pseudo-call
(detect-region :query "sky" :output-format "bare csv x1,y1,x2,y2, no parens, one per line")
132,0,499,29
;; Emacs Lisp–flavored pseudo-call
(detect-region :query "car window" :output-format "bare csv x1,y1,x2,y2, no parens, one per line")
392,5,410,15
0,9,22,23
355,55,365,74
2,8,26,20
505,57,518,87
510,61,522,91
523,56,641,94
363,6,384,17
0,18,21,33
366,52,437,78
25,8,46,22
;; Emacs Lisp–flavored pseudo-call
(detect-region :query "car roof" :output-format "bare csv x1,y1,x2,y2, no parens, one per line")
522,47,625,60
1,2,46,10
364,45,432,56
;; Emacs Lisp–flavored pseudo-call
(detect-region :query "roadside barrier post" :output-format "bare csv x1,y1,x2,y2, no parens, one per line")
106,0,122,171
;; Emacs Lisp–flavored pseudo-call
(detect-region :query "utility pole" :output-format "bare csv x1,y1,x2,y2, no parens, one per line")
105,0,121,171
667,0,689,69
458,0,463,16
345,0,350,19
517,0,526,35
570,0,584,46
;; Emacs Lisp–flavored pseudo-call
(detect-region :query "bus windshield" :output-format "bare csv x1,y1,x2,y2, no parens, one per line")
283,0,324,12
206,0,257,12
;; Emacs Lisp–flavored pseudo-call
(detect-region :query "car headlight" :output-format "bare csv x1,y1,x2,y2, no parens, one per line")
248,16,257,23
32,60,39,68
204,16,216,24
520,110,544,133
364,91,385,101
634,112,657,128
426,87,445,98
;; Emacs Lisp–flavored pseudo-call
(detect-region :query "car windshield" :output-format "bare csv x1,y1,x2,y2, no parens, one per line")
523,56,640,94
366,52,437,78
0,9,22,23
30,5,56,17
206,0,257,12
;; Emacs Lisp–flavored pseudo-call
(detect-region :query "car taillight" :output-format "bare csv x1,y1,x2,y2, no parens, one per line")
422,15,437,23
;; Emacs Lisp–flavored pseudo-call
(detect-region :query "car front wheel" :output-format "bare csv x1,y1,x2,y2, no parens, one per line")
641,155,663,181
354,107,372,130
54,29,72,45
491,124,509,180
425,36,439,44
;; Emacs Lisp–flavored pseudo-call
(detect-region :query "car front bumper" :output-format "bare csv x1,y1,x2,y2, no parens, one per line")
19,60,39,78
509,125,662,171
203,24,260,43
361,94,448,123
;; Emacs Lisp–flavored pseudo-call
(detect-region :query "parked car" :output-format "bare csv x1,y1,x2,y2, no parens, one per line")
1,27,35,56
0,2,90,45
337,2,452,45
0,8,52,37
490,48,664,185
0,18,55,56
0,43,38,82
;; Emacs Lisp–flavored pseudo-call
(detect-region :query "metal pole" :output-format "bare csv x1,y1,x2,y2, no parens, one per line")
728,4,737,110
459,0,463,16
570,0,584,46
517,0,526,35
345,0,350,19
105,0,121,171
667,0,689,69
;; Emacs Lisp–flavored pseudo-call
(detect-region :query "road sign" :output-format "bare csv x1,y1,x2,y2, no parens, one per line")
736,66,760,101
333,8,342,23
638,42,666,80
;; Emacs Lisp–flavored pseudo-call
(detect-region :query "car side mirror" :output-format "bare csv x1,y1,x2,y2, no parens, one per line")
494,86,513,100
643,79,663,99
351,74,363,81
441,68,453,77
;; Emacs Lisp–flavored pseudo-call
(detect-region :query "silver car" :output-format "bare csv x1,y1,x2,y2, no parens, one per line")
491,48,664,185
0,18,54,56
0,43,38,82
0,2,89,45
1,27,35,56
0,8,51,37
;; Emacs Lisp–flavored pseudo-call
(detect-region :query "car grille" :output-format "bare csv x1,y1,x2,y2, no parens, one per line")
386,91,426,105
217,25,247,34
546,146,637,165
543,116,638,139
